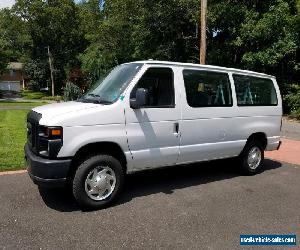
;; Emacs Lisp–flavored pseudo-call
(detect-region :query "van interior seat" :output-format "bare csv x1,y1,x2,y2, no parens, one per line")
157,78,174,106
191,91,211,107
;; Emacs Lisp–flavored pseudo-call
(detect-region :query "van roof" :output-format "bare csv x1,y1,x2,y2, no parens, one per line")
129,60,275,79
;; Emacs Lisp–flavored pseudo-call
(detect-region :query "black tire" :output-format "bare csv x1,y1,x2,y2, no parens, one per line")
238,140,264,175
72,154,124,210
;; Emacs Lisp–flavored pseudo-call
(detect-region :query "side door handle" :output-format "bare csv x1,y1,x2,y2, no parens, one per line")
174,122,179,136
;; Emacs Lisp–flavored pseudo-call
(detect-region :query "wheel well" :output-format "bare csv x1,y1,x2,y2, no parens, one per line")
68,142,127,180
246,132,267,150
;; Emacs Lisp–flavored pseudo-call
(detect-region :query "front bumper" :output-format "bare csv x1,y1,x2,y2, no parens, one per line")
25,143,72,188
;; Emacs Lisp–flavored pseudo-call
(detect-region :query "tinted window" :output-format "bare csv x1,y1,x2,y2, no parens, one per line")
131,67,174,107
183,70,232,107
233,75,277,106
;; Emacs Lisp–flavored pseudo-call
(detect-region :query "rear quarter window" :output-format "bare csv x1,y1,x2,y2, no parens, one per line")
183,69,232,108
233,75,277,106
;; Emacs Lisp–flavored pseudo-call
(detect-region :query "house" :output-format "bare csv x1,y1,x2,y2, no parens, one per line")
0,62,25,92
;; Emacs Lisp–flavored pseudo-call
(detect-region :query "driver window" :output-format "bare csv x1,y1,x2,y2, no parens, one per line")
130,67,175,108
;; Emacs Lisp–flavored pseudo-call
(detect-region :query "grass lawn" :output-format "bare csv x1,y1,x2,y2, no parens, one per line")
0,109,29,171
0,101,47,107
21,90,47,100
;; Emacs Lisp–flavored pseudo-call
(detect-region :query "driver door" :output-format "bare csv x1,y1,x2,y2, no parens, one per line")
125,66,181,171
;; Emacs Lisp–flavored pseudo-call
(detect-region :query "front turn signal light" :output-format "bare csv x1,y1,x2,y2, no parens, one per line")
50,129,62,136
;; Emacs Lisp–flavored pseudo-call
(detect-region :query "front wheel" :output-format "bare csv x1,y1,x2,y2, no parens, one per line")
239,140,264,175
72,154,124,209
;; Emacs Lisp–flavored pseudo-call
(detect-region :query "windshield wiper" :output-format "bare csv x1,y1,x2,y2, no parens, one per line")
78,99,110,104
77,93,101,102
78,93,113,104
87,93,101,98
100,100,113,104
90,99,101,104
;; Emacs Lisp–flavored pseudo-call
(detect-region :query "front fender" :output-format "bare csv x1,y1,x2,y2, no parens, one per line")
57,124,130,158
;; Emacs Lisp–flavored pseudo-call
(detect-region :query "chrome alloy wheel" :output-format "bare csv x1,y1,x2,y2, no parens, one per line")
85,166,116,201
247,146,262,170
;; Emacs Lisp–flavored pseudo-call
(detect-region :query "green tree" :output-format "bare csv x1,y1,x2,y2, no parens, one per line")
79,0,199,81
1,0,298,96
130,0,198,62
0,8,31,73
207,0,299,89
78,0,136,80
13,0,85,92
24,59,48,90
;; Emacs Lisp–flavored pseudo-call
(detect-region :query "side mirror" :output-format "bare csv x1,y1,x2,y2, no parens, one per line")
130,88,149,109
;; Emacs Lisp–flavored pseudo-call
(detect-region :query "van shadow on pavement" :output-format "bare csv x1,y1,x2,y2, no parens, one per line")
38,159,282,212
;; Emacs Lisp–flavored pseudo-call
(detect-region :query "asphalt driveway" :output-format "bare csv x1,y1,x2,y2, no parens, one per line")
281,118,300,141
0,159,299,249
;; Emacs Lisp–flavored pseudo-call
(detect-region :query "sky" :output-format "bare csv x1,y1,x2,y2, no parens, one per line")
0,0,15,9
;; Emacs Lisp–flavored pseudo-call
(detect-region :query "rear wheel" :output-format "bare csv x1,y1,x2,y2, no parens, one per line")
239,140,264,175
72,154,124,209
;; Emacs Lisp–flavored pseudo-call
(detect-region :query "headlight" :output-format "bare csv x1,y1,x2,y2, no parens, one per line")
39,126,63,139
38,126,63,158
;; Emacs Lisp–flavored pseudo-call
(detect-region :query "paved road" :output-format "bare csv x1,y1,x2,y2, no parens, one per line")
0,160,299,250
281,118,300,141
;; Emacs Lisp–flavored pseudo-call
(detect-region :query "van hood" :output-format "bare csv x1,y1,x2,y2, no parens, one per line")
33,101,99,121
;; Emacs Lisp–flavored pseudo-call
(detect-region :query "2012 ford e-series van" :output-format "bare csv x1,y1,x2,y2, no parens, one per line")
25,60,282,209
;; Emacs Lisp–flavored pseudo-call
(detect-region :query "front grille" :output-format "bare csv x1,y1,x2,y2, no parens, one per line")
27,111,42,154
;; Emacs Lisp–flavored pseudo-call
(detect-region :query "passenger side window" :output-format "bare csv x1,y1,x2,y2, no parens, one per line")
183,70,232,107
130,67,175,107
233,75,278,106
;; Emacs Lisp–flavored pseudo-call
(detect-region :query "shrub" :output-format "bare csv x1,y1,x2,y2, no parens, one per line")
289,108,300,120
284,84,300,113
27,80,41,91
63,81,82,101
41,95,62,102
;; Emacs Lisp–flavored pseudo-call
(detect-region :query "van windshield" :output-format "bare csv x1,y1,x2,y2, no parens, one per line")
79,63,142,104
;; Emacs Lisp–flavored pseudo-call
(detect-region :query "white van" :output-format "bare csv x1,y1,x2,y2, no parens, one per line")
25,61,282,209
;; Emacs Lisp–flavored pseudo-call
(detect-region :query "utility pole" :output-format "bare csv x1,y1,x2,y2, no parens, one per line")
200,0,207,64
47,46,55,96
